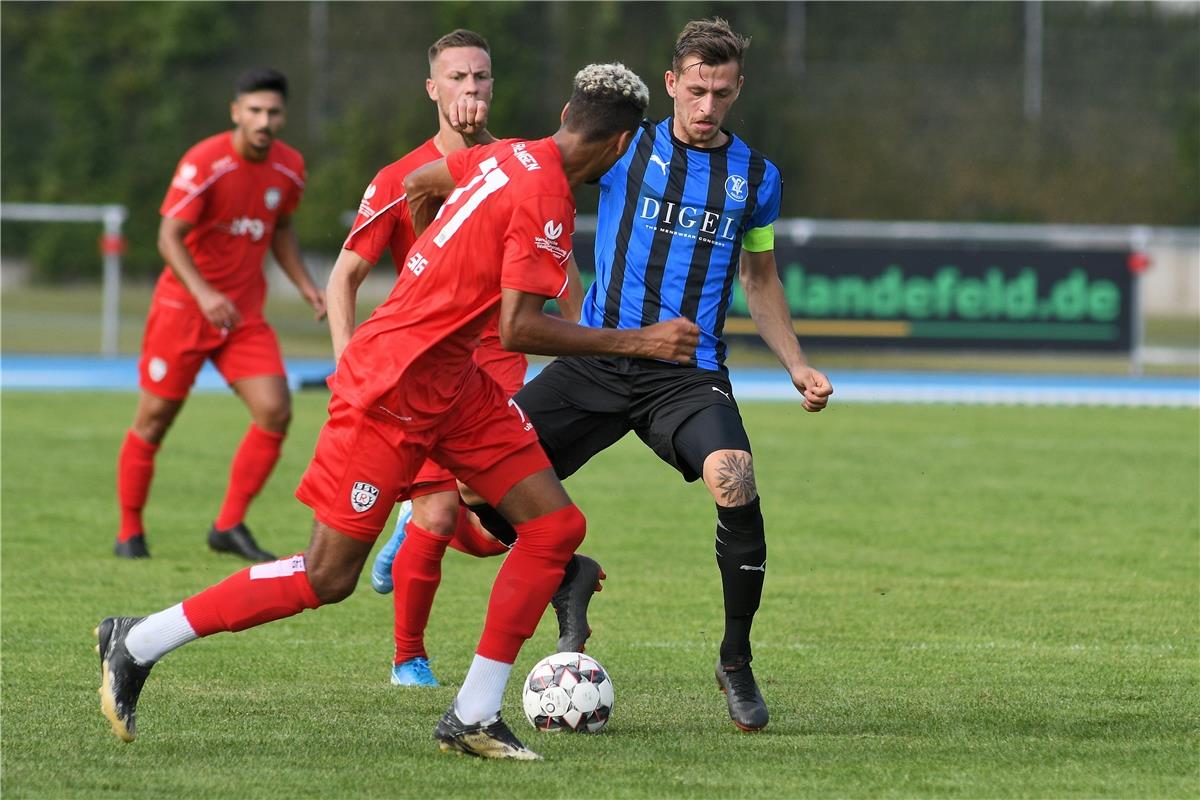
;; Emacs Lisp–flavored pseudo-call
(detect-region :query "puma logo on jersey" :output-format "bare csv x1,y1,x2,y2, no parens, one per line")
739,561,766,573
712,386,731,401
649,153,670,176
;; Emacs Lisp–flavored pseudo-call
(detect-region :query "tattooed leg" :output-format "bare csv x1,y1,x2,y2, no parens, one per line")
706,450,757,507
701,449,765,664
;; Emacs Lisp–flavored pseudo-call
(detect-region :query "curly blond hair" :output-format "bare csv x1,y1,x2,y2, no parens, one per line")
564,63,649,142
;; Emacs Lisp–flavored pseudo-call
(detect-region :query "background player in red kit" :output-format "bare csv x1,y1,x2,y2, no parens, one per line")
96,63,698,760
113,68,326,561
328,30,598,687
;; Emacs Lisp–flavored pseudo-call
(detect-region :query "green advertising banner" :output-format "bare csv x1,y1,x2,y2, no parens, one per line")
574,235,1135,352
736,245,1135,350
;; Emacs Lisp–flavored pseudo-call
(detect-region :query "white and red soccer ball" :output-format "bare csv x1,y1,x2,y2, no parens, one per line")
522,651,615,733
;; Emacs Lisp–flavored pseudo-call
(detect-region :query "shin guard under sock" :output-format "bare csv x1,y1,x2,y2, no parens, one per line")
476,504,586,663
215,424,285,530
181,554,321,636
117,430,159,540
715,497,766,664
391,522,451,663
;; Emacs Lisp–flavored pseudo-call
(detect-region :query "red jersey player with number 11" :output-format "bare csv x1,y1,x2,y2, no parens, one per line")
327,28,598,690
96,63,699,760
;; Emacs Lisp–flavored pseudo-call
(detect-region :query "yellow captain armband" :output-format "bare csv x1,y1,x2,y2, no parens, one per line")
742,224,774,253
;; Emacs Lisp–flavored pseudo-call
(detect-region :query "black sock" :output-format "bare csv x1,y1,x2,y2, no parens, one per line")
465,502,518,547
714,496,766,666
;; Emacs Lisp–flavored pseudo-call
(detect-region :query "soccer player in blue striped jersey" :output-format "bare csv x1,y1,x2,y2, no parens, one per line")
512,18,833,732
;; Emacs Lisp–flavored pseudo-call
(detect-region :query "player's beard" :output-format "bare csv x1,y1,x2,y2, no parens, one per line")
248,128,274,154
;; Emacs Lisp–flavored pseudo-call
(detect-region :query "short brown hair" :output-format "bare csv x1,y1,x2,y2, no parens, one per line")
428,29,490,63
671,17,750,74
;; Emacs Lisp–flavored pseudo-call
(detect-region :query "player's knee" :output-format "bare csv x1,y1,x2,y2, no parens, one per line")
550,502,587,555
256,404,292,434
703,449,758,507
132,418,171,445
304,559,357,604
516,502,586,558
414,498,458,536
132,402,179,444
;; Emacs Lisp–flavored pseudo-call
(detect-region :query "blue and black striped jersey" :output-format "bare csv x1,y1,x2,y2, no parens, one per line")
581,118,782,370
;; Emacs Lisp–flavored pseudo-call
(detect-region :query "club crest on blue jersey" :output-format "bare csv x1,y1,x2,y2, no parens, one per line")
724,174,749,202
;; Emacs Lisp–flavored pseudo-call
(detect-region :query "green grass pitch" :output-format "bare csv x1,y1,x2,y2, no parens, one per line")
2,391,1197,798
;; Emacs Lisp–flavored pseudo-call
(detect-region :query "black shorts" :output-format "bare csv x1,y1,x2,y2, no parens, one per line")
514,356,751,483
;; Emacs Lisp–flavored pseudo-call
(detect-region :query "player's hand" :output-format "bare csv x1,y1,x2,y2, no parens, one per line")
792,366,833,412
198,288,241,331
639,317,700,364
448,97,489,136
305,285,327,321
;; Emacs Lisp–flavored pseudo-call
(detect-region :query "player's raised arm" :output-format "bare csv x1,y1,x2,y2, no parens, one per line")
739,246,832,411
404,159,456,235
498,288,698,364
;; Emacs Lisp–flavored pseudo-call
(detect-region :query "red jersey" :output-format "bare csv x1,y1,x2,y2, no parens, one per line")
343,138,522,372
156,132,306,318
343,138,441,272
332,137,573,424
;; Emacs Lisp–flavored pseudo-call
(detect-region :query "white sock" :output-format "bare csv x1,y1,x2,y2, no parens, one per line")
454,655,513,724
125,603,198,664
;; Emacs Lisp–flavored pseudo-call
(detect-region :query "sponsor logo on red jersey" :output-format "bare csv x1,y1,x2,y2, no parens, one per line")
228,216,267,241
405,251,428,276
171,162,200,192
358,183,378,219
534,219,569,262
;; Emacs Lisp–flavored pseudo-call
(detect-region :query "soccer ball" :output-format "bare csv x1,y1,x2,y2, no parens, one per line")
521,651,615,733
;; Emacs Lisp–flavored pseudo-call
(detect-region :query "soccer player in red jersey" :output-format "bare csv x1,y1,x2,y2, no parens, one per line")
96,63,699,760
114,68,326,562
327,29,599,689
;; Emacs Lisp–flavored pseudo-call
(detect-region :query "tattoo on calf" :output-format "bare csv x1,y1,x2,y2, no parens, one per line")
715,453,757,506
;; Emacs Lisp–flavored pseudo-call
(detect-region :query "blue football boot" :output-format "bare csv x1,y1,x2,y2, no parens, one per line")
391,656,439,687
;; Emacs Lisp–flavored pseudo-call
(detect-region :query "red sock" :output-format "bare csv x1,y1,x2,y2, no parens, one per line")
215,424,284,530
448,506,509,558
117,430,159,541
476,504,586,663
181,554,321,636
392,522,450,663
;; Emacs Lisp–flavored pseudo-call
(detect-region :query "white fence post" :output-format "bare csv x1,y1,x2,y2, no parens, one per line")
0,202,129,357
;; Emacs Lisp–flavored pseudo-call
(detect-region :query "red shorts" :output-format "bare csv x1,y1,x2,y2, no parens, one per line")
409,349,529,497
295,366,549,541
138,294,285,400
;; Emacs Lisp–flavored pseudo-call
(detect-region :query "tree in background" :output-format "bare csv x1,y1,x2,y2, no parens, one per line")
3,1,1197,283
